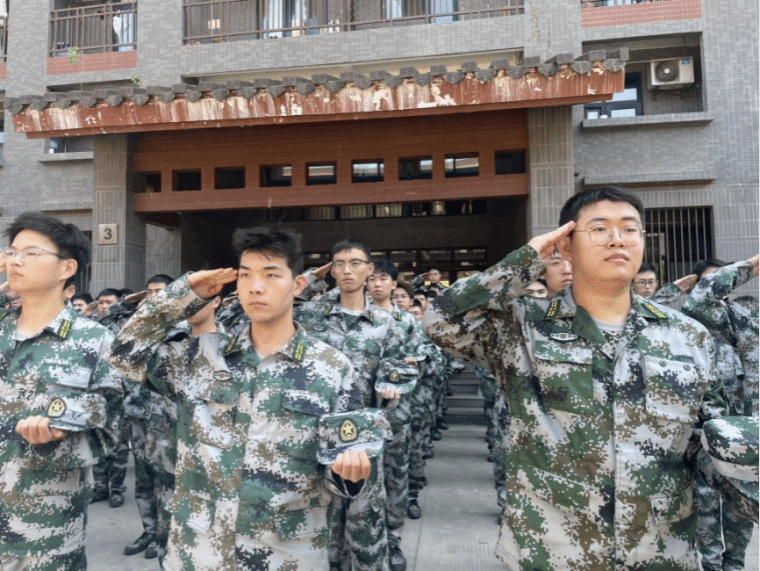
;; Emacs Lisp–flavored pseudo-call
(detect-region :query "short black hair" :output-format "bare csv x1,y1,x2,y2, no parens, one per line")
692,259,727,279
414,289,427,297
331,239,372,262
371,259,398,281
535,278,548,288
425,290,439,299
411,300,423,309
559,187,645,227
393,281,414,298
636,262,656,275
97,288,122,299
232,226,304,277
146,274,174,288
427,266,441,273
120,288,134,296
4,211,90,289
71,292,93,304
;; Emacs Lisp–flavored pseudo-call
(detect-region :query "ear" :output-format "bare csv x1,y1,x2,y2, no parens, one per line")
293,273,308,297
61,259,78,282
558,236,573,263
212,296,222,309
392,280,398,289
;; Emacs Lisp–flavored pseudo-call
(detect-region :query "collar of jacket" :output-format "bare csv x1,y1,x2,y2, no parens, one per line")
224,321,310,363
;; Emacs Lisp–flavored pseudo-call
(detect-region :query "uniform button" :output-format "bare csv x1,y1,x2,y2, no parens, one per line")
660,360,666,366
684,365,691,371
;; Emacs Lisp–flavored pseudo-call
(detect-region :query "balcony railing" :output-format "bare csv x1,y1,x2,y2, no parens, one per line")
50,1,137,58
581,0,669,6
0,15,7,63
184,0,523,43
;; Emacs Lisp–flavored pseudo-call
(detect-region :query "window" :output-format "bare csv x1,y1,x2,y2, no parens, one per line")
261,165,292,187
495,150,526,175
303,206,336,221
173,170,202,191
135,172,162,193
375,204,403,218
307,163,336,185
46,136,94,154
445,154,479,178
399,157,433,180
353,160,384,183
644,207,713,284
585,73,642,119
340,205,374,219
215,167,245,189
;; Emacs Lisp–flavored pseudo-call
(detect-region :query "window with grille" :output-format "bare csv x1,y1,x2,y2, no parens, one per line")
644,207,713,284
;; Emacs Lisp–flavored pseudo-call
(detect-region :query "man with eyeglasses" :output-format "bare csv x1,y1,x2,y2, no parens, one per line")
632,261,659,298
424,187,732,570
0,211,123,571
294,239,417,571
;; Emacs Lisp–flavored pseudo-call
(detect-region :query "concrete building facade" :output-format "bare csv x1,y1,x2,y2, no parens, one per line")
0,0,756,294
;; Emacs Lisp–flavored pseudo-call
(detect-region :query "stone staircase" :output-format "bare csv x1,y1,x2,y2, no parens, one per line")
444,363,486,425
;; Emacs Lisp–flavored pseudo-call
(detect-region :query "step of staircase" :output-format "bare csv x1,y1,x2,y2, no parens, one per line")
444,364,486,425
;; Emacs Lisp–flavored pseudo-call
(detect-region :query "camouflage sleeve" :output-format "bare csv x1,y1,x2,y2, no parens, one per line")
422,245,543,368
411,275,425,289
682,260,755,345
34,329,124,471
107,273,208,383
99,297,138,331
649,282,685,306
298,269,329,301
216,298,245,331
374,320,419,406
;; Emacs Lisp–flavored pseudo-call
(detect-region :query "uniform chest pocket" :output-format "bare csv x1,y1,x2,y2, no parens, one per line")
533,341,594,415
276,390,330,465
644,357,700,423
190,379,240,450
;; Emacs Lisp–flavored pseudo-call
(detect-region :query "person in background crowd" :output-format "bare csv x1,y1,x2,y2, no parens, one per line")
650,259,727,307
424,187,729,570
0,211,123,571
541,249,572,297
70,292,93,313
631,261,659,298
96,288,122,318
523,279,548,298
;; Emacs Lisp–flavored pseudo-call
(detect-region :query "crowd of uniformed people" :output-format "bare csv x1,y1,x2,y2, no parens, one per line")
0,185,756,571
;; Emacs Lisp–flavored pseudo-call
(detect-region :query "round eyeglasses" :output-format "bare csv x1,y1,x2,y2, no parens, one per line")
574,225,645,247
1,246,67,264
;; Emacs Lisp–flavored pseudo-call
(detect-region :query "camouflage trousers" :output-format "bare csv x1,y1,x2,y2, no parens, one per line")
491,397,510,507
384,423,410,547
0,547,85,571
409,400,434,497
696,480,755,571
130,418,158,538
328,455,389,571
92,420,129,495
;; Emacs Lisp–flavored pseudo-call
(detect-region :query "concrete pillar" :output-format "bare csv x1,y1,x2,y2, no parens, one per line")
527,106,575,239
91,135,146,294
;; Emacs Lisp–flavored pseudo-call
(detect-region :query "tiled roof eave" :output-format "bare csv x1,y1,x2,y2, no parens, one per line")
8,53,627,138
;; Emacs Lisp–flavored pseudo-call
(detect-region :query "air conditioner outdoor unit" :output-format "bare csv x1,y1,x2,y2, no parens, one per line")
649,57,694,89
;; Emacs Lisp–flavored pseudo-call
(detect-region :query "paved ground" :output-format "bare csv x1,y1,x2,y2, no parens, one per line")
86,424,758,570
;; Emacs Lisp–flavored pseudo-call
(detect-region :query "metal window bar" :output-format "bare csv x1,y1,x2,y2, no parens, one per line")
0,15,7,63
183,0,522,43
644,207,712,285
50,1,138,58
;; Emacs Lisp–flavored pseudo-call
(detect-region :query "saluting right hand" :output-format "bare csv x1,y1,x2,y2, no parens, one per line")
526,221,577,260
313,262,333,281
189,268,238,299
673,274,698,293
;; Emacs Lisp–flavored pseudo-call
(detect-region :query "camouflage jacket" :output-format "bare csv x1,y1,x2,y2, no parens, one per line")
0,305,123,557
107,274,370,571
294,297,418,414
423,245,727,571
682,260,759,417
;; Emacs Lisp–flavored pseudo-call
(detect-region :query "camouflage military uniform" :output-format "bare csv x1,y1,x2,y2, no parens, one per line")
0,305,123,570
649,282,685,307
294,298,417,571
107,274,380,571
475,366,498,458
681,260,759,571
423,245,728,571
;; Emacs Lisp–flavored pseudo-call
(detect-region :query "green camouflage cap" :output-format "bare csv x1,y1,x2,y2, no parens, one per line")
701,416,759,505
317,409,391,465
41,391,107,432
374,359,416,395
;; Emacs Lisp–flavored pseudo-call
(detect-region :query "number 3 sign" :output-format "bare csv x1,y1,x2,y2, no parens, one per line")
98,223,118,245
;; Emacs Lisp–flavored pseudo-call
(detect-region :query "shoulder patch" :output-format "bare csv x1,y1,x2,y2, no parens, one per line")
643,301,668,320
339,419,359,443
545,300,561,319
57,320,72,339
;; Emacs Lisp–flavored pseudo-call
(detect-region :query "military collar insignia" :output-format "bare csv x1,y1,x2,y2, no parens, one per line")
0,310,9,322
339,419,359,443
57,319,72,340
367,310,375,324
47,397,66,418
293,342,305,363
323,306,332,316
642,301,668,320
223,335,239,356
550,332,578,342
544,299,561,319
394,311,402,321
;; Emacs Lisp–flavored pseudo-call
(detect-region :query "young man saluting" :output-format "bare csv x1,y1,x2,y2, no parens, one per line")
424,187,729,570
108,226,383,571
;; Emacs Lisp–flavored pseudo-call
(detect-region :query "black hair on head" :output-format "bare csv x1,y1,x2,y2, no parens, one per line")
146,274,174,288
120,288,134,296
393,281,414,298
559,187,645,227
535,278,548,288
692,259,727,279
97,288,122,299
331,239,371,262
232,226,304,277
411,300,423,309
71,292,93,304
371,259,399,281
4,211,91,289
637,261,656,274
424,290,439,299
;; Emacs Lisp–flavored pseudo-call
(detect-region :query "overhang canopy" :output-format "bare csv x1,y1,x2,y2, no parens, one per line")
8,51,627,138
